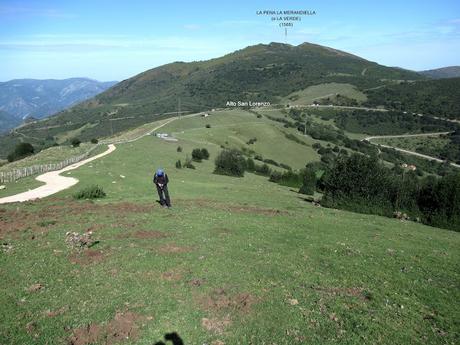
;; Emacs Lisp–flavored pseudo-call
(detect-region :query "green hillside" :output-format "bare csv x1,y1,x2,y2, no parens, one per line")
364,77,460,120
0,42,425,158
1,110,459,345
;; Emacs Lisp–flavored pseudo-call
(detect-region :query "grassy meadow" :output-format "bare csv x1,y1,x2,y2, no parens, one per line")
0,110,459,345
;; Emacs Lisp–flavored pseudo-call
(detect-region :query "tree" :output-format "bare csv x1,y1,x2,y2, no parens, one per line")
299,168,316,195
192,148,203,162
7,142,35,162
200,148,210,160
71,138,81,147
214,149,246,177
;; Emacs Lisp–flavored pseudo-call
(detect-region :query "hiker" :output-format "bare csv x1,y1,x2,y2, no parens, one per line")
153,168,171,207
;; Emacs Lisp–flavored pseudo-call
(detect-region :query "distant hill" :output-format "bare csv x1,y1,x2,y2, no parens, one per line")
0,78,117,124
419,66,460,79
0,42,428,157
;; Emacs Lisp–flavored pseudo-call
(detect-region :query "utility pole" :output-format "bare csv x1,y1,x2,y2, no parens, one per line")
178,97,181,119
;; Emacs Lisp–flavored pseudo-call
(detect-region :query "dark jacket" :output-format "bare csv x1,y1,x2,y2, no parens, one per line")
153,173,169,186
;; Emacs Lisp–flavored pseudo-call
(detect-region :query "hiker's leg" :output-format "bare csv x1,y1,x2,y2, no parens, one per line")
156,185,164,205
163,185,171,207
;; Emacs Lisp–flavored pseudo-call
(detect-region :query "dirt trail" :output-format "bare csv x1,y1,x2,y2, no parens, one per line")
0,144,116,204
0,115,186,204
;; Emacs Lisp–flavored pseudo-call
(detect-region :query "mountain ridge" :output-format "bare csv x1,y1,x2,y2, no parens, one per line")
0,41,431,157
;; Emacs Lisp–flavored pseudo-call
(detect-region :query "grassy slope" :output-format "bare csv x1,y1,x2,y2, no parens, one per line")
0,112,459,345
281,83,367,105
0,42,424,159
0,144,107,198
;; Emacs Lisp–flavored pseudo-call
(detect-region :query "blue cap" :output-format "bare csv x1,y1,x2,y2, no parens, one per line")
156,169,164,176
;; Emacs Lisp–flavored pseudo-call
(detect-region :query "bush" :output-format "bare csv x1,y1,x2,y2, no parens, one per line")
246,138,257,145
279,163,292,170
263,158,280,167
299,169,317,195
201,148,210,160
71,138,81,147
246,158,255,172
214,149,246,177
184,155,195,169
192,148,203,162
7,142,35,162
254,163,271,176
206,124,211,128
73,185,106,200
175,160,182,169
90,138,98,144
177,146,182,152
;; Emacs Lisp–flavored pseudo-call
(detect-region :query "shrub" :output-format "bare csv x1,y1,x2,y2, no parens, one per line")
256,114,262,118
254,163,271,176
246,158,255,172
71,138,81,147
214,149,246,177
7,142,35,162
279,163,292,170
73,185,106,200
299,169,317,195
184,155,195,169
200,148,210,160
90,138,98,144
192,148,203,162
246,138,257,145
206,124,211,128
175,160,182,169
177,146,183,152
269,171,283,183
263,158,280,167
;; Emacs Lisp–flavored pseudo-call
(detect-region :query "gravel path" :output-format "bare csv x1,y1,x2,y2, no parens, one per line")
0,144,116,204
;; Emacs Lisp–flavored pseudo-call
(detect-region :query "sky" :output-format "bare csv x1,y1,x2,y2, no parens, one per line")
1,0,459,81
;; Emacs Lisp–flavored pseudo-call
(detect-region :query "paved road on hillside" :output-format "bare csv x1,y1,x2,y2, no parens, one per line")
0,116,185,204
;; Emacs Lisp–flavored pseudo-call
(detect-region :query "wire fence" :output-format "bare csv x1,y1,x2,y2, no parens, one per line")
0,111,200,185
0,146,99,184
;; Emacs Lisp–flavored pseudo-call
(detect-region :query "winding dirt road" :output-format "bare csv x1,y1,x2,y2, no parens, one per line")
0,115,183,204
0,144,116,204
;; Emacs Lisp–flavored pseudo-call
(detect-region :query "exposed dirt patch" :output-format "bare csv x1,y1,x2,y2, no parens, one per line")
44,305,69,317
27,283,44,293
201,317,231,334
0,208,45,238
197,288,255,314
68,311,144,345
161,270,183,282
157,244,192,254
312,286,371,301
117,230,168,240
69,249,106,265
189,278,206,287
180,199,288,216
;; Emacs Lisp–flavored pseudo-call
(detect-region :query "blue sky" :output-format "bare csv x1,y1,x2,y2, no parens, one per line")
1,0,459,81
